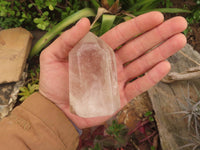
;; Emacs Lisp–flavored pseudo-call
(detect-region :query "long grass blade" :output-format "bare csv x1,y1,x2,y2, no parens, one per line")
128,0,158,11
90,0,100,9
133,8,191,16
30,8,95,58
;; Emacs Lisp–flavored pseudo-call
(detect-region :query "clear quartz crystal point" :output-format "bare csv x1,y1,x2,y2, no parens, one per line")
69,32,120,118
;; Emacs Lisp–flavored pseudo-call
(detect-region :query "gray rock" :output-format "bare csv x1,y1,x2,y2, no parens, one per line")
148,44,200,150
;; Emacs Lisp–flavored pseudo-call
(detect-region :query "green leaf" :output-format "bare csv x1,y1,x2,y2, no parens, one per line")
16,11,21,16
37,24,46,30
33,18,39,23
19,87,27,92
49,4,54,11
19,18,25,23
90,0,100,9
144,111,153,117
134,8,191,16
99,14,116,36
128,0,158,11
90,22,101,35
149,116,154,122
28,3,33,8
19,97,25,102
43,11,49,16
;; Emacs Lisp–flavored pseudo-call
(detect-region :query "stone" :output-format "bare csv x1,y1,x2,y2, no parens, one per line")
69,32,120,118
148,44,200,150
0,27,32,83
0,70,27,119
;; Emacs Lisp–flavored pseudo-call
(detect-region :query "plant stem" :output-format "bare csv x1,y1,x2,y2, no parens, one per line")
139,131,157,143
29,8,95,58
128,120,149,135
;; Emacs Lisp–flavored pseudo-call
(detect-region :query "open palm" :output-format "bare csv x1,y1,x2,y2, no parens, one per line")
39,12,187,129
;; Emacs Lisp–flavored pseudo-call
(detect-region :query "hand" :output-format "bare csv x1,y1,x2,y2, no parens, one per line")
39,11,187,129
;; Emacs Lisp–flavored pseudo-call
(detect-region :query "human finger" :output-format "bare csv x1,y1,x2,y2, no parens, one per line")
124,33,186,81
116,16,187,64
41,18,90,61
125,61,171,101
101,11,164,49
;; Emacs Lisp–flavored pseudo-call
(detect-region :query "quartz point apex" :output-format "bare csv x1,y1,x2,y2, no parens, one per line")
69,32,120,118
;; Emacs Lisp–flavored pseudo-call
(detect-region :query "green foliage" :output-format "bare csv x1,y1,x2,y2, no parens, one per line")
120,0,190,14
0,0,89,31
106,120,128,139
144,111,155,122
186,0,200,25
90,0,190,36
34,11,50,31
28,0,191,57
162,0,173,8
18,67,40,101
183,0,200,35
0,0,190,32
97,120,129,148
82,120,129,149
18,84,39,101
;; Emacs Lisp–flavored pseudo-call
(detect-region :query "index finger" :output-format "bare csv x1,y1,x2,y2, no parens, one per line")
100,11,164,49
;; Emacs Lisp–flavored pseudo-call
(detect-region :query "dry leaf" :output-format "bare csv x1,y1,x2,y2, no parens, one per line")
109,0,121,14
101,0,110,9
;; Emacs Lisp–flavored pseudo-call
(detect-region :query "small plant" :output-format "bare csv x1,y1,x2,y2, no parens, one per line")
0,0,89,31
185,0,200,25
106,120,128,139
18,83,39,101
78,114,158,150
78,120,129,149
18,66,40,101
144,111,155,122
183,0,200,35
172,83,200,136
179,134,200,150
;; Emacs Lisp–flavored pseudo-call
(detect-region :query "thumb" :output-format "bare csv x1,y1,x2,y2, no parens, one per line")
41,18,91,61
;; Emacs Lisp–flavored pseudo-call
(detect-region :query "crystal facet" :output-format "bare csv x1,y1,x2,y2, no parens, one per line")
69,32,120,118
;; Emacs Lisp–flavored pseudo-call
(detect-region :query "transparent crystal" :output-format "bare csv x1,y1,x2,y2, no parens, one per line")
69,32,120,118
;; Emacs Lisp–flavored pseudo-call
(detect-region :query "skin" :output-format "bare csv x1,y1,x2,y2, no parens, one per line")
39,11,187,129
